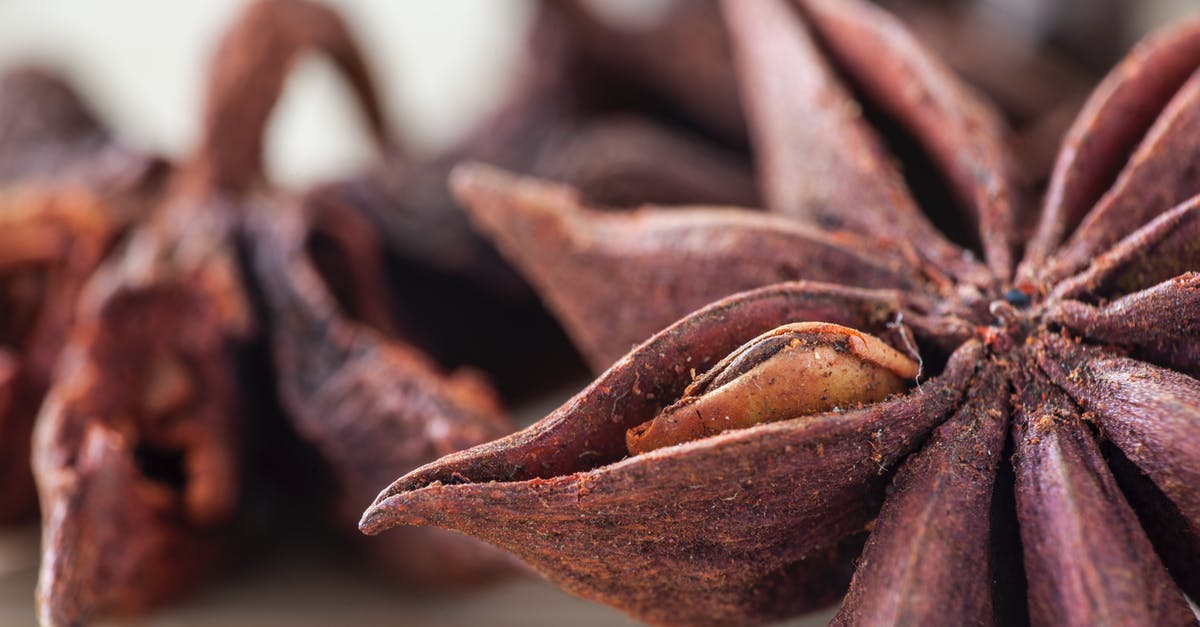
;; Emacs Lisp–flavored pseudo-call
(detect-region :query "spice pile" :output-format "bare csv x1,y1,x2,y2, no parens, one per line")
3,1,1199,626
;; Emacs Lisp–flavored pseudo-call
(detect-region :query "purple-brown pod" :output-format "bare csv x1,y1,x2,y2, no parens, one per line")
32,0,387,622
1009,353,1194,625
724,0,1016,285
1026,16,1200,286
362,283,979,626
1047,272,1200,376
248,196,520,585
1036,333,1200,600
833,365,1010,626
357,5,1200,625
453,163,939,372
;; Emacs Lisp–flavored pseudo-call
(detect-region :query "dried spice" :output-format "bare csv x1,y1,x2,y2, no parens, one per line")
553,0,745,145
0,188,138,523
306,1,757,297
0,71,166,523
248,198,519,584
0,67,164,188
31,0,387,624
302,2,759,397
362,1,1200,624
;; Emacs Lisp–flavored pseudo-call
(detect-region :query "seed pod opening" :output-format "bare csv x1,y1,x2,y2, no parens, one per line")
627,322,919,454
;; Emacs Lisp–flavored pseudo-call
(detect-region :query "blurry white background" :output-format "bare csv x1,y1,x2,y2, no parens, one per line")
0,1,536,187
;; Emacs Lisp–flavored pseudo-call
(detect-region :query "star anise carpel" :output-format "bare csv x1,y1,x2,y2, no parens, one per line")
29,1,395,624
361,0,1200,625
0,69,167,524
301,0,759,398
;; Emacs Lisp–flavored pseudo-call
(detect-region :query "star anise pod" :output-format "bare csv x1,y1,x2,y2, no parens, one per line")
0,67,166,188
303,1,758,397
362,1,1200,624
31,1,388,624
0,70,167,523
0,189,137,524
247,195,522,584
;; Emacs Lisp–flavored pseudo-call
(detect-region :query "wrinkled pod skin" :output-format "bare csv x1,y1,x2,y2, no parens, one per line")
0,68,169,523
362,282,979,626
303,2,761,399
449,0,1028,374
0,188,148,524
312,0,757,297
364,1,1200,625
31,1,389,624
246,195,523,584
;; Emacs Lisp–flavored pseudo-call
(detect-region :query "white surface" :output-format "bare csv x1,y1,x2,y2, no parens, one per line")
0,0,535,186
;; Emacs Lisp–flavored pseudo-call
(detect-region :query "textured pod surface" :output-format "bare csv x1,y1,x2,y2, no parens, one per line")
1045,59,1200,283
833,365,1010,626
722,0,1002,286
363,287,981,625
374,282,951,492
249,200,519,584
31,0,387,622
797,0,1022,281
1047,273,1200,376
1010,357,1194,626
1036,335,1200,568
1024,17,1200,277
453,164,931,371
360,3,1200,624
1050,197,1200,301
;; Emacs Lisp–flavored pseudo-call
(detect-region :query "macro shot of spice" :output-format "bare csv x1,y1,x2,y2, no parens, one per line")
1,0,1199,626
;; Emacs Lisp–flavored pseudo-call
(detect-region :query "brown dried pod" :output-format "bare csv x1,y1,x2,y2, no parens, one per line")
0,67,164,189
833,364,1012,625
0,188,137,522
308,1,757,294
1035,332,1200,601
1023,16,1200,286
452,164,938,372
247,197,520,584
450,0,1032,375
31,0,387,624
0,68,170,523
1008,352,1195,625
553,0,745,144
365,285,980,625
302,4,760,397
363,2,1200,624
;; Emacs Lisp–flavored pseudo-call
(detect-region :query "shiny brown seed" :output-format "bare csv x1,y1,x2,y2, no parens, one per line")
626,322,919,454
